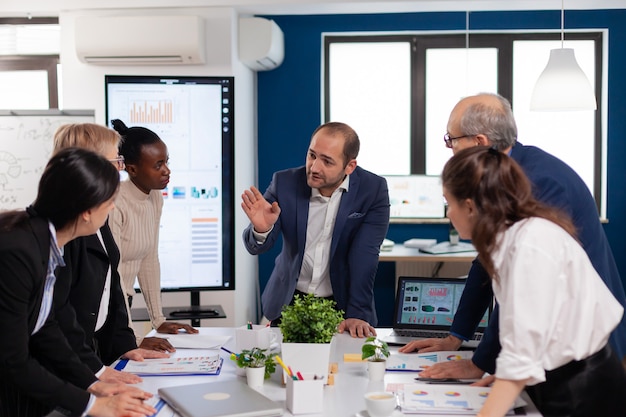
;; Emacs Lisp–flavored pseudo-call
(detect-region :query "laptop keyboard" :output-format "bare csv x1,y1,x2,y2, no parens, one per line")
395,330,483,341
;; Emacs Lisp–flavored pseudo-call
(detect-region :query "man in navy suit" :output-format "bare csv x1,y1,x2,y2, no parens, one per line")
400,92,626,376
242,122,390,338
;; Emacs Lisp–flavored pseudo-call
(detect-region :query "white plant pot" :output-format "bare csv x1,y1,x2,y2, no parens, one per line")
280,340,333,383
367,360,386,381
246,366,265,389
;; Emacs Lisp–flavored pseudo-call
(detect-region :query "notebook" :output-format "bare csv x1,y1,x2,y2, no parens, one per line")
382,276,490,348
158,380,283,417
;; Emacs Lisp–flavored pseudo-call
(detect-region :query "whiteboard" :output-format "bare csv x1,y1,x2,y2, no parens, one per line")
0,110,95,211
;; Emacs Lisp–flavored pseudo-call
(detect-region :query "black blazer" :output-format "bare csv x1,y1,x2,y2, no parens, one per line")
54,222,137,370
0,214,96,416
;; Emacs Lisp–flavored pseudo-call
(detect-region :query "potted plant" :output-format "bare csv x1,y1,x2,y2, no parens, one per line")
278,293,344,381
230,347,277,388
361,337,390,381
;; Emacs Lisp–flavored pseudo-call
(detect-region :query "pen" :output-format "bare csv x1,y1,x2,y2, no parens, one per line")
415,377,474,385
296,371,304,381
220,347,234,355
288,366,294,377
247,321,253,330
274,355,292,376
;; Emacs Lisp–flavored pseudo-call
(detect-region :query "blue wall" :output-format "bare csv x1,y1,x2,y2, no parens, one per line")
255,9,626,325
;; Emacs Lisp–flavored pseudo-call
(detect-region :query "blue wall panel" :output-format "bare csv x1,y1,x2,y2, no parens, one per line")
256,9,626,326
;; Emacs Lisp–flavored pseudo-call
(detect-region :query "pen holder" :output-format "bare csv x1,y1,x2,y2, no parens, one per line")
286,374,324,414
234,325,277,376
235,325,277,352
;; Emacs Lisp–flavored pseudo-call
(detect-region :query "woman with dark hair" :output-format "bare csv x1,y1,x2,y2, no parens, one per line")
109,119,197,352
0,147,156,417
442,146,626,417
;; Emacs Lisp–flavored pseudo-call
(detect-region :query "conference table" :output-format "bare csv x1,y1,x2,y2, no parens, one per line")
127,327,541,417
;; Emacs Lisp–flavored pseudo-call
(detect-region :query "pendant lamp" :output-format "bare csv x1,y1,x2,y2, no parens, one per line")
529,0,596,111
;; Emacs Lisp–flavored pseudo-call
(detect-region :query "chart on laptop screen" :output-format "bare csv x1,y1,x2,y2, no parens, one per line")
398,280,487,327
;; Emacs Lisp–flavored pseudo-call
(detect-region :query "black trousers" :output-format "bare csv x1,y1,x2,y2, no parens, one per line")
525,344,626,417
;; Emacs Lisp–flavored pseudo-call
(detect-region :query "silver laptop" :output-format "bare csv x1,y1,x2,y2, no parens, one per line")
382,276,490,348
158,380,283,417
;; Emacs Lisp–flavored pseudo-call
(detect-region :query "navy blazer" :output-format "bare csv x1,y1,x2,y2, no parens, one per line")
0,214,97,416
450,142,626,372
54,222,137,371
243,166,390,325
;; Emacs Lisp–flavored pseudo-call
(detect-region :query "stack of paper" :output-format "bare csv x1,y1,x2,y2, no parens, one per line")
386,351,473,372
401,383,527,415
150,334,231,349
419,241,476,254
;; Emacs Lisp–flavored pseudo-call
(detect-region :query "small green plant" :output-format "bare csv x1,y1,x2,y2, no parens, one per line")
230,347,277,379
361,337,390,362
279,293,344,343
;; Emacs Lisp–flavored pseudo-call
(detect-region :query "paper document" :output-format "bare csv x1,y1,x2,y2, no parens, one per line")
386,351,473,372
152,334,231,349
401,383,527,415
116,354,223,376
419,241,476,254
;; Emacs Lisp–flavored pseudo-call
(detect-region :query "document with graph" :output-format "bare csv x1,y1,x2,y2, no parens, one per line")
386,351,473,372
115,353,222,376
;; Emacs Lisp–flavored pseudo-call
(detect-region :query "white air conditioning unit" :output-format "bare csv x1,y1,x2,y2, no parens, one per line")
75,15,205,65
239,17,284,71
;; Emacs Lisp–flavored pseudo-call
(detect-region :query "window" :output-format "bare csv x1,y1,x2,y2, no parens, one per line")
0,18,60,109
324,32,603,214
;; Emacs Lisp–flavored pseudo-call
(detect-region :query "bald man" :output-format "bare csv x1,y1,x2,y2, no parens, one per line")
400,93,626,379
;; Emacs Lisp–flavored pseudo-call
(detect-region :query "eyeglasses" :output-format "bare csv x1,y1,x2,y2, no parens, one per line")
444,133,474,149
109,155,125,169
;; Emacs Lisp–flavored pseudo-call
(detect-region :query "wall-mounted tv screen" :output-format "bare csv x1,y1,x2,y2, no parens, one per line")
105,75,234,292
384,175,445,219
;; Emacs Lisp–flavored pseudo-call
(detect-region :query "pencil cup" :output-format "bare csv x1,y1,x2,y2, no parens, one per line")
286,374,324,414
235,325,277,352
234,325,278,376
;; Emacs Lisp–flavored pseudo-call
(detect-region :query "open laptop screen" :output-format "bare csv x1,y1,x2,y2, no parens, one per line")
393,277,489,331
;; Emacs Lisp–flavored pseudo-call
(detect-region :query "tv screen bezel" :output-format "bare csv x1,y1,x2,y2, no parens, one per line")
104,74,235,292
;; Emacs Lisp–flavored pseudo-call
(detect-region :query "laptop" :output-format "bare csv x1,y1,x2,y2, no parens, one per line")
158,380,283,417
382,276,490,348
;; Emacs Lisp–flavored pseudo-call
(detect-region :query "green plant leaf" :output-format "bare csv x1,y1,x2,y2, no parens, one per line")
230,346,277,378
278,293,344,343
361,337,390,361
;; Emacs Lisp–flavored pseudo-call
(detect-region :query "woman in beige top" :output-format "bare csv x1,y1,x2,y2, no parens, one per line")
109,119,197,351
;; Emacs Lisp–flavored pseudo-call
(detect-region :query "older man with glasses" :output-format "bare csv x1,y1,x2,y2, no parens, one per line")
400,93,626,382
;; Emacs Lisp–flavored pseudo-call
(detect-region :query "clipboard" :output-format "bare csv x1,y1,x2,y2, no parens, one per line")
114,356,223,376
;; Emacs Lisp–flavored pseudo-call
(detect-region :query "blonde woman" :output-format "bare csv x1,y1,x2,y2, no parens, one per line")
53,123,168,384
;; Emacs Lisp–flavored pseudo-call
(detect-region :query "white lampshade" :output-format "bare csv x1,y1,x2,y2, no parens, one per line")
530,48,597,111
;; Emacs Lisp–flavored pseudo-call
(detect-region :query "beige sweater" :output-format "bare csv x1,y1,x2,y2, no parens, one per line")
109,180,167,330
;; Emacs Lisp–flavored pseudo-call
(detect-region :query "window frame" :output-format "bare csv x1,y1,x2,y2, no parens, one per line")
0,17,60,109
323,31,603,211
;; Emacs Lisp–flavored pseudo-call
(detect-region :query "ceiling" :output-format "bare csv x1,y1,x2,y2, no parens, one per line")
2,0,626,18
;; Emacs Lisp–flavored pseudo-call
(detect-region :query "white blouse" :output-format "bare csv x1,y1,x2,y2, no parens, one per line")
490,217,623,385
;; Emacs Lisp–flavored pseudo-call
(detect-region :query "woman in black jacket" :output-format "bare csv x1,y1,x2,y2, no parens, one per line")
0,147,156,417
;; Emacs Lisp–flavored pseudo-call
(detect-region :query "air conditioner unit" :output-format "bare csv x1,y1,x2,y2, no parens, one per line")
239,17,284,71
75,15,205,65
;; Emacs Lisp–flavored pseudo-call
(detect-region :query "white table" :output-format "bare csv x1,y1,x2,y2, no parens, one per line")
132,327,541,417
379,244,478,288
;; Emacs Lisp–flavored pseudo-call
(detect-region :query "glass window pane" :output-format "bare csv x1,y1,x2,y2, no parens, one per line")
425,48,498,175
0,24,60,55
512,40,596,199
0,70,49,109
329,42,411,175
